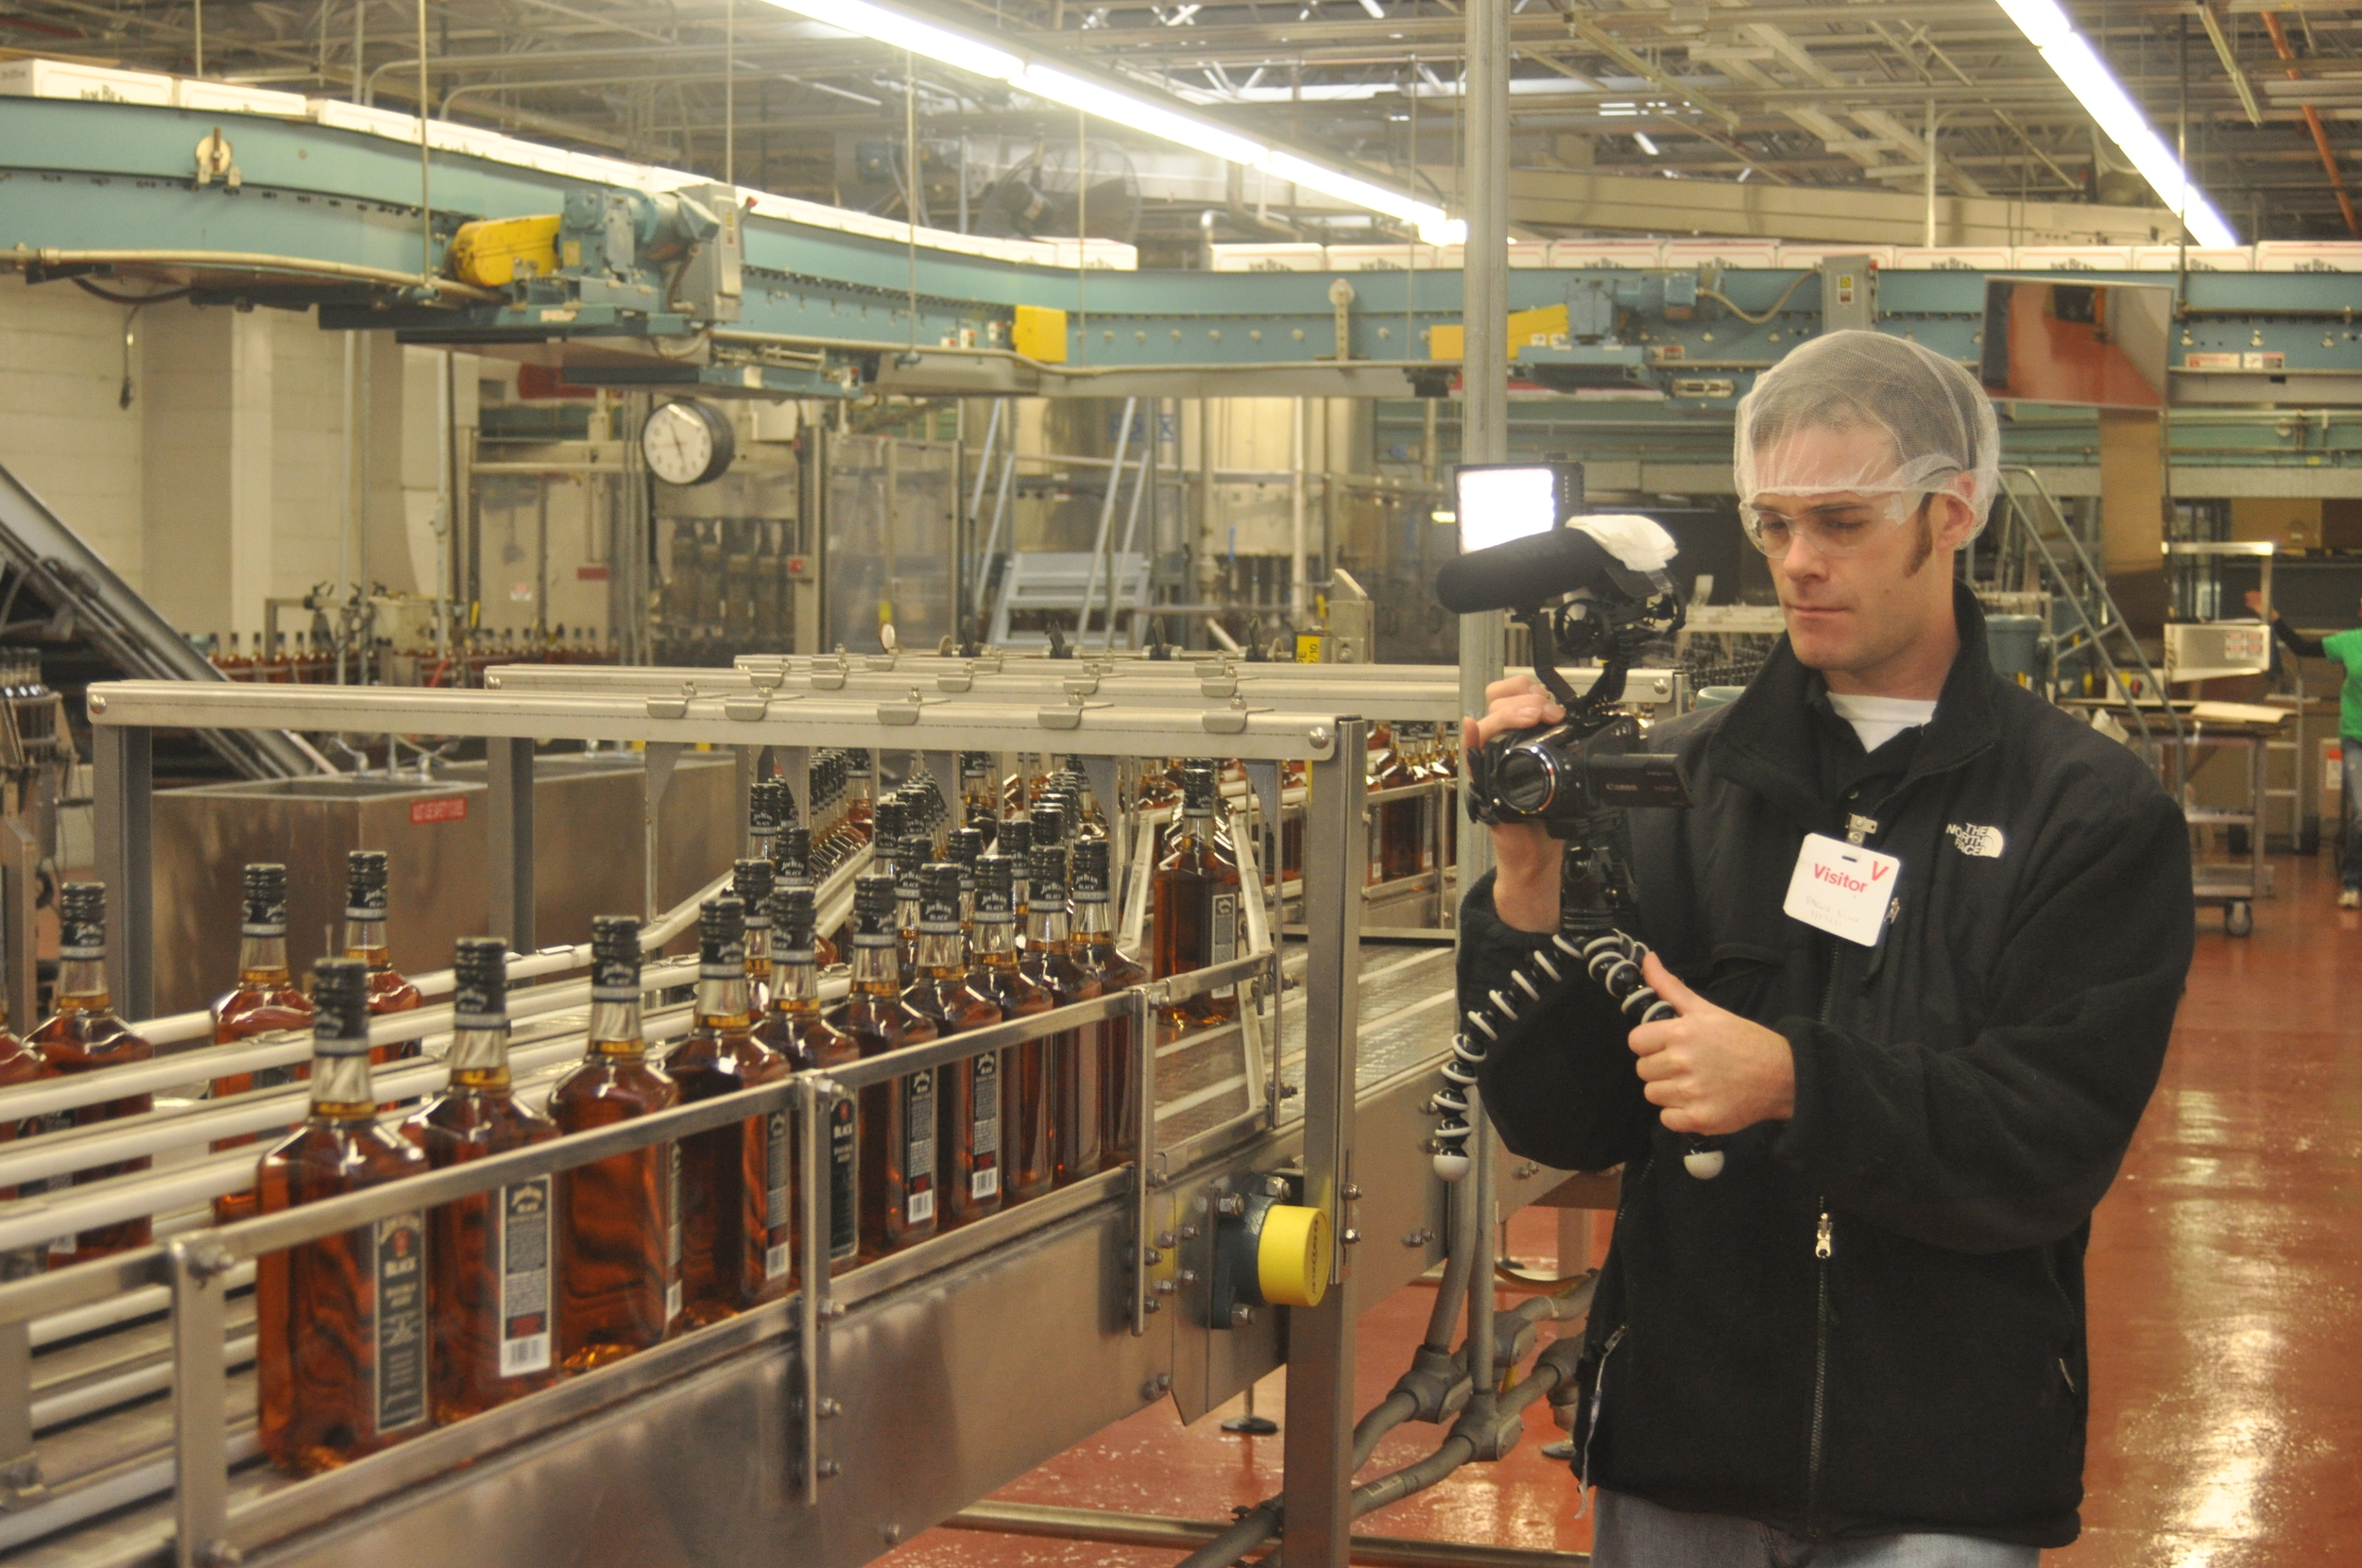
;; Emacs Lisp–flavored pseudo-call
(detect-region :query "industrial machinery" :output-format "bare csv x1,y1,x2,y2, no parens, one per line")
0,654,1686,1568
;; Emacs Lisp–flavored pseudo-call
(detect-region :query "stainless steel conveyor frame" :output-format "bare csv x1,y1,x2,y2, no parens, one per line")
0,674,1581,1568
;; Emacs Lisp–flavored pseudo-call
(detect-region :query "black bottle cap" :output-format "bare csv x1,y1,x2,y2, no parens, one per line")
975,855,1016,921
874,795,907,847
346,849,389,920
59,881,105,961
312,956,371,1052
960,750,992,778
1072,838,1112,903
1033,799,1068,846
590,914,642,1000
946,827,984,876
896,833,930,895
999,814,1034,862
732,859,776,922
918,864,963,934
777,827,813,883
852,873,898,942
773,885,817,955
1181,764,1217,814
700,896,747,972
847,749,873,778
749,778,787,834
1029,844,1069,904
453,937,508,1026
241,862,289,935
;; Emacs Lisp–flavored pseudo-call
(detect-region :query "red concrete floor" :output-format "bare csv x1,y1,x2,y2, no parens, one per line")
888,852,2362,1567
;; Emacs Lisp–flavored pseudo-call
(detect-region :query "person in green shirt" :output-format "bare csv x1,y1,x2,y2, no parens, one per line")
2249,588,2362,907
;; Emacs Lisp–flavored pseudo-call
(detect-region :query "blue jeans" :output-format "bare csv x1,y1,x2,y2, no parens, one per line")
2342,739,2362,891
1592,1489,2040,1568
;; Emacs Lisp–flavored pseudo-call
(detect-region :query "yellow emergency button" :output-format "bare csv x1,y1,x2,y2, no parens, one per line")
1255,1203,1331,1308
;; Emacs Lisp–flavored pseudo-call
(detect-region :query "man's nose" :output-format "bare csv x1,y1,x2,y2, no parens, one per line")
1778,531,1832,578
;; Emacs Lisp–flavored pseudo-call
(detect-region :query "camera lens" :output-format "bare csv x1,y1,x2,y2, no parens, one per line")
1494,744,1560,814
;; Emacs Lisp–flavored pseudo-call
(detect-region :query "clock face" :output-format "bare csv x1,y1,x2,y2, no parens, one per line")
642,400,731,486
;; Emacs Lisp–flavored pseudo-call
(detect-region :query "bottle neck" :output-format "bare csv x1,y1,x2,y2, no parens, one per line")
588,997,645,1057
744,925,772,980
58,958,109,1009
310,1048,377,1116
237,932,290,983
1027,907,1071,953
916,930,965,979
773,952,823,1016
974,912,1018,962
695,971,752,1028
344,917,389,964
850,935,900,994
1072,895,1113,945
446,1023,514,1089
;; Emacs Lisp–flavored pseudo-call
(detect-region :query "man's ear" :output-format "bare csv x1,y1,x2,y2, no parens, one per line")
1932,490,1979,552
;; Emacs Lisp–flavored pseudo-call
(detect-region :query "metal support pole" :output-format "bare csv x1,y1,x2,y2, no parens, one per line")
92,724,153,1020
1077,398,1138,645
1464,1093,1498,1401
1128,986,1159,1336
1291,398,1309,625
168,1240,231,1568
486,736,536,951
1458,0,1509,895
1281,715,1366,1568
796,1075,830,1506
0,818,37,1037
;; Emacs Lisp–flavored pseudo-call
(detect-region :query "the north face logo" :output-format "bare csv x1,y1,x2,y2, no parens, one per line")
1946,823,2005,859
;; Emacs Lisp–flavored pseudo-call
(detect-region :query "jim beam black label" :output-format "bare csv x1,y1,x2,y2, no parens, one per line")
664,1142,684,1324
828,1099,858,1262
903,1067,936,1225
497,1178,554,1377
374,1211,429,1433
968,1051,1001,1201
1210,891,1240,999
763,1109,792,1282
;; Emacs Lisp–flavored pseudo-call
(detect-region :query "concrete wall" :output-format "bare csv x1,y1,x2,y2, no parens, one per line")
0,278,147,587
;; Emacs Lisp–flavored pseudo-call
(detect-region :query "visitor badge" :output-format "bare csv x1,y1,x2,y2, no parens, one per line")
1783,833,1901,946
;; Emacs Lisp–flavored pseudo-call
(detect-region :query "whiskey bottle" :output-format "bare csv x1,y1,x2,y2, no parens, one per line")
998,814,1035,948
806,755,845,874
748,778,788,865
550,916,683,1371
403,938,559,1421
732,859,778,1010
750,885,860,1276
958,751,999,845
1022,846,1105,1187
954,855,1046,1221
344,851,424,1064
1370,724,1419,883
1150,763,1243,1028
256,957,433,1474
824,875,939,1258
892,830,929,980
667,897,789,1324
32,882,154,1266
945,827,984,933
773,827,840,967
210,863,318,1220
899,863,1001,1228
1071,838,1150,1171
842,748,877,844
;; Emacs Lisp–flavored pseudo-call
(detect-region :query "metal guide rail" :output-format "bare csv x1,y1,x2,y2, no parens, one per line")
23,682,1529,1568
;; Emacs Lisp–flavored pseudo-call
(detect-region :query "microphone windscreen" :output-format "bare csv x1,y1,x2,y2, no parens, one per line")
1434,527,1615,614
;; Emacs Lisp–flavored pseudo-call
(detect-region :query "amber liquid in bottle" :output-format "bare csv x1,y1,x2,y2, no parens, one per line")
33,886,154,1266
1072,841,1151,1172
1150,770,1244,1030
1370,724,1421,883
344,852,425,1060
257,959,435,1475
0,1019,56,1279
895,865,1006,1230
826,876,939,1259
751,888,862,1277
667,899,789,1324
1022,849,1105,1188
550,924,683,1371
212,865,316,1222
402,941,560,1422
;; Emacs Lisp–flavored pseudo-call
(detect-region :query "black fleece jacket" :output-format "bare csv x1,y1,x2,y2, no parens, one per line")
1462,586,2193,1546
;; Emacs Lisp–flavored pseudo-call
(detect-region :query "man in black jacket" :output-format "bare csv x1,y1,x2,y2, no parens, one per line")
1460,332,2192,1563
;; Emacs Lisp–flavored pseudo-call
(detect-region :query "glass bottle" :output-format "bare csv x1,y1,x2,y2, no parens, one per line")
944,827,984,936
897,863,1001,1229
666,897,789,1324
733,859,777,1011
824,875,939,1259
1150,763,1244,1029
1072,838,1150,1171
750,886,860,1277
1022,845,1105,1189
550,916,682,1371
403,938,560,1422
748,778,788,866
344,851,424,1062
774,827,840,967
892,830,929,981
1369,724,1417,884
955,855,1045,1221
32,882,154,1266
211,862,318,1221
959,752,999,846
256,957,434,1474
998,815,1035,951
842,748,877,844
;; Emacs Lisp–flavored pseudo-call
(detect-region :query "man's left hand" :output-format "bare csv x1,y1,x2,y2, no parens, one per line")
1629,953,1798,1136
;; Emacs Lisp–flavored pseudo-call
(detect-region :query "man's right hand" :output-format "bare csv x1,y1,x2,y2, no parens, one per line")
1462,674,1567,932
2243,589,2278,621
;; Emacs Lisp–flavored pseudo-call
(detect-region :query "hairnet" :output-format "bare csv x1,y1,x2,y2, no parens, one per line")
1733,331,2000,537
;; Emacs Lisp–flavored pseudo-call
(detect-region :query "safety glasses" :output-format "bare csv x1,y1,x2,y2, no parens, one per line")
1740,488,1939,559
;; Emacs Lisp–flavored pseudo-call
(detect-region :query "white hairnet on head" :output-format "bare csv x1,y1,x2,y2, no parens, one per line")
1733,330,2001,537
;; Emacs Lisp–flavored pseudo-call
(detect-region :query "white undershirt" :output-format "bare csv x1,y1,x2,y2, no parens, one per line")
1826,692,1939,752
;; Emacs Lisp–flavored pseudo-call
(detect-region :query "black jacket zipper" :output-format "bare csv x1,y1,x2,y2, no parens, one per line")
1805,929,1840,1538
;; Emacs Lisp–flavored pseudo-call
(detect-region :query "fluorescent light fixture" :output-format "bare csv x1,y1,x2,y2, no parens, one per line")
781,0,1022,77
1633,130,1661,156
1995,0,2235,246
762,0,1458,239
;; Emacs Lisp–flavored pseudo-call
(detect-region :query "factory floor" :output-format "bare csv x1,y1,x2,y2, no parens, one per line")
887,851,2360,1568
